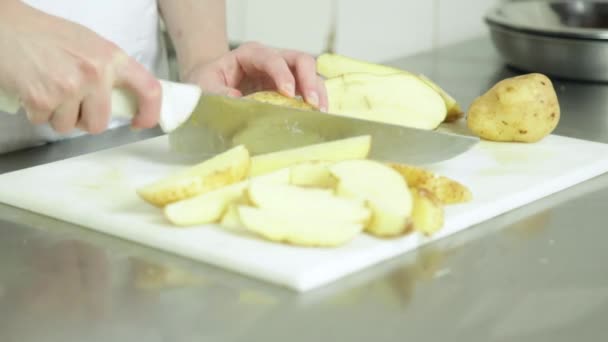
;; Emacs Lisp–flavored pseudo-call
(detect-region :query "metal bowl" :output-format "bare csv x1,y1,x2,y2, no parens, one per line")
486,0,608,82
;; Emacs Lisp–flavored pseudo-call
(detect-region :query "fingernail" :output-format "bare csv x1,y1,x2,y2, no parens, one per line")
307,92,319,108
281,83,295,97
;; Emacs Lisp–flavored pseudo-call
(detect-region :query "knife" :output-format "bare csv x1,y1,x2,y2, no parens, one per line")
0,80,478,165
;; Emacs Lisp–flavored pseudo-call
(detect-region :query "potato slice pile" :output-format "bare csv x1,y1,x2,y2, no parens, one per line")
137,135,472,248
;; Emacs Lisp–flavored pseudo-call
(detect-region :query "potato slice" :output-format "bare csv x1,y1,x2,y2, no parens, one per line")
417,74,464,122
388,163,472,205
244,91,317,110
137,145,250,207
164,181,247,226
324,73,446,130
238,206,364,247
164,169,289,226
247,182,371,224
410,187,444,236
330,160,413,237
289,161,336,188
249,135,371,177
220,204,245,230
316,53,462,121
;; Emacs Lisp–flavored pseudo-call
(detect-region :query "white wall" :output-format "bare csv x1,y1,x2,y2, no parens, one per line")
226,0,502,63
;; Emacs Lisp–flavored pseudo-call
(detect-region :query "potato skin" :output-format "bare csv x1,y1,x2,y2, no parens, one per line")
467,73,560,143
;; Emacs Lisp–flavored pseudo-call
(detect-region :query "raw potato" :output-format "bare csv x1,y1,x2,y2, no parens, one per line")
467,73,560,142
410,187,444,236
247,182,371,224
289,161,336,188
249,135,371,176
316,53,463,122
220,204,245,230
164,181,247,226
137,145,250,207
244,91,317,110
164,169,289,226
388,163,472,205
417,74,464,122
325,73,447,130
330,160,413,237
238,206,365,247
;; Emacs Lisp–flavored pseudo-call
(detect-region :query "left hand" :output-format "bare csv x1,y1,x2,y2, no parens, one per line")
182,42,328,111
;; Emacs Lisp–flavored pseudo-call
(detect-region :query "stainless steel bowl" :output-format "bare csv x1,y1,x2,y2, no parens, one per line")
486,0,608,82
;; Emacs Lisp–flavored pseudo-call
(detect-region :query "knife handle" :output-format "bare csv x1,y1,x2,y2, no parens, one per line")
0,88,138,118
0,80,201,133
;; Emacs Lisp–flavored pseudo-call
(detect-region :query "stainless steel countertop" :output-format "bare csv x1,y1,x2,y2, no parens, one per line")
1,36,607,342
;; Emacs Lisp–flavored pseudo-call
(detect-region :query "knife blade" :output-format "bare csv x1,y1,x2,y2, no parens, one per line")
163,90,479,165
0,80,478,164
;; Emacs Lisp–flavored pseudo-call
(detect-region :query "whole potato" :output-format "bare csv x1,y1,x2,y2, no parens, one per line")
467,73,560,142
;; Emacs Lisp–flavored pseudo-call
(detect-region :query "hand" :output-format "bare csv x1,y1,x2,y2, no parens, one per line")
183,42,328,111
0,2,161,134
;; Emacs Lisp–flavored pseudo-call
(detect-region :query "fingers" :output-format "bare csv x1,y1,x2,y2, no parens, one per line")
78,84,111,134
316,76,329,112
282,51,323,109
50,98,82,134
114,57,162,129
236,43,296,97
22,90,56,125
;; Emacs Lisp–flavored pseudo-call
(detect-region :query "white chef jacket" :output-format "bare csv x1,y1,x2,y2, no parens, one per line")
0,0,169,154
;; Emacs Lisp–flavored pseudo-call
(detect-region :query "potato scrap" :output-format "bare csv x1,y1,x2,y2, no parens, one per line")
388,163,472,205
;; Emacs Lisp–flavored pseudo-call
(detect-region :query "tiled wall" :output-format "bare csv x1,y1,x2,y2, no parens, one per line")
226,0,503,62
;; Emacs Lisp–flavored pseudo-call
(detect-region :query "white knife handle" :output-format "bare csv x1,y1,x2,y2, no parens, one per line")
0,90,21,115
0,87,138,118
0,80,202,133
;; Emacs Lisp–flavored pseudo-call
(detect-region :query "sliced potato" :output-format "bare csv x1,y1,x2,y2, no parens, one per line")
244,91,317,110
289,161,336,188
330,160,413,238
316,53,462,122
164,169,290,226
238,206,364,247
410,187,444,236
137,145,250,207
416,74,463,122
164,181,247,226
249,135,371,177
220,204,245,230
325,73,446,130
247,182,371,224
388,163,472,205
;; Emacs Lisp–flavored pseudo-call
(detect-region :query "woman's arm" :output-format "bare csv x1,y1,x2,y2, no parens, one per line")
158,0,328,110
157,0,230,79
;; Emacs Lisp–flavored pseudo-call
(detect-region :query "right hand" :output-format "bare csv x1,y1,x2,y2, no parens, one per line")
0,2,162,134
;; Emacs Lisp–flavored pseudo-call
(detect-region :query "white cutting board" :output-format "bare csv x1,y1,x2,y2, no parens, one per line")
1,132,608,292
